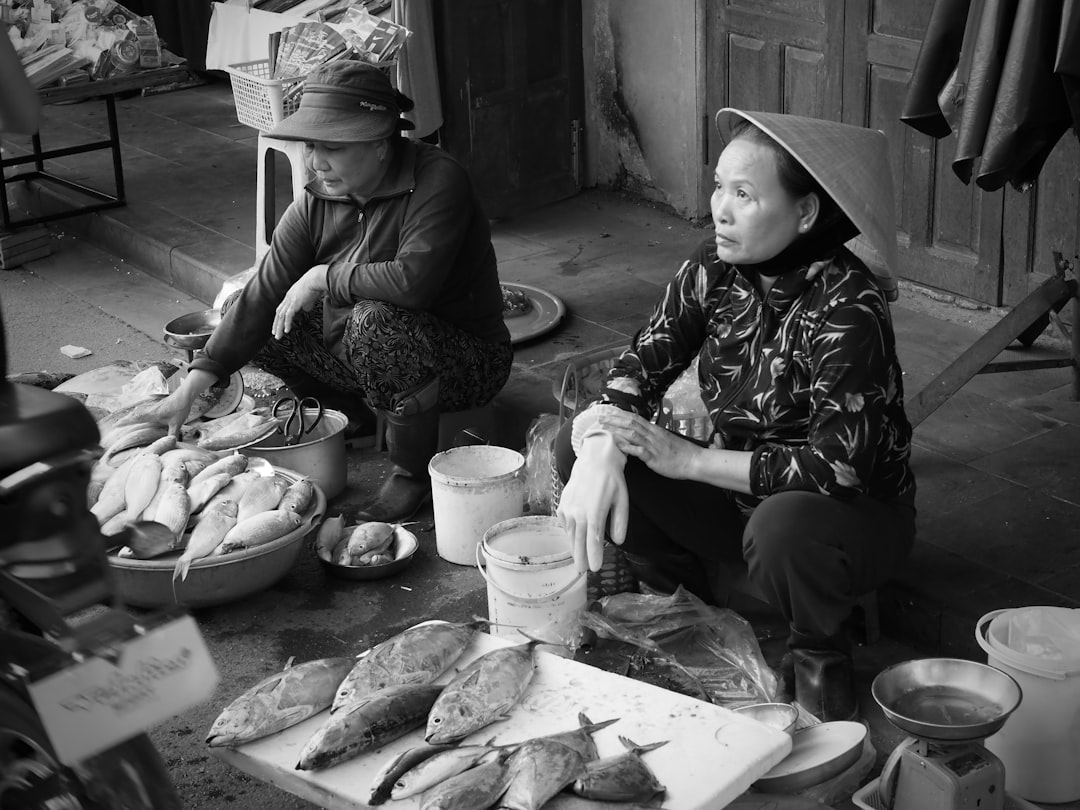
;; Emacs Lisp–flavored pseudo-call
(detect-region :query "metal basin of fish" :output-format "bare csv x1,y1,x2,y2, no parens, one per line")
107,466,325,608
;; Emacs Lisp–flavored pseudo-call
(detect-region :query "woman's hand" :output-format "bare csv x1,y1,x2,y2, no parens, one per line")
124,368,217,438
598,410,700,480
273,265,329,340
557,433,628,573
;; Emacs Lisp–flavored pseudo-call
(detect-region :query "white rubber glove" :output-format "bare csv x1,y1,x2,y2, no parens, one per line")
557,423,628,574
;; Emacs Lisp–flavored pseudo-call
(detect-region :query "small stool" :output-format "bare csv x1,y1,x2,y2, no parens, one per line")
255,134,310,262
373,402,498,453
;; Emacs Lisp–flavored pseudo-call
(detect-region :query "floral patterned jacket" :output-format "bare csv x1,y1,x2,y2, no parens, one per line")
599,237,916,512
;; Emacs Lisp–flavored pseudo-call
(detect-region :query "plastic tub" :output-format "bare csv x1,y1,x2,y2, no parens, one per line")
479,516,585,655
241,408,347,499
427,445,524,565
977,606,1080,802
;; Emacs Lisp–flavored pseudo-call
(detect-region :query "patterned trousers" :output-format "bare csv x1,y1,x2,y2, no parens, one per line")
222,294,513,412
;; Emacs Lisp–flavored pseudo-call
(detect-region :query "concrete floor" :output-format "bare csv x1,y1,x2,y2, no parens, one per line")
3,75,1080,809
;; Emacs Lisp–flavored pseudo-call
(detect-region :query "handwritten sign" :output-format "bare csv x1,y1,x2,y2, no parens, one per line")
27,615,219,765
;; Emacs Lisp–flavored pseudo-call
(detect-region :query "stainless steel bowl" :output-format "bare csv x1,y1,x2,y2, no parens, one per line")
163,308,221,351
871,657,1022,741
316,526,419,581
736,702,799,737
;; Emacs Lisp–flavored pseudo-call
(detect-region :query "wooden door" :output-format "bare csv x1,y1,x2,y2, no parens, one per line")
703,0,845,208
1002,134,1080,306
435,0,584,219
842,0,1003,304
706,0,1014,306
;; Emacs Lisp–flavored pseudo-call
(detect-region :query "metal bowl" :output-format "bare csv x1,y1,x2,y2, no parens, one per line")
316,526,419,581
871,657,1022,741
108,467,326,608
736,702,799,737
163,308,221,351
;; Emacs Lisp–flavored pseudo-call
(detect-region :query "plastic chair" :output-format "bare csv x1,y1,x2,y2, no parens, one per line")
255,134,309,262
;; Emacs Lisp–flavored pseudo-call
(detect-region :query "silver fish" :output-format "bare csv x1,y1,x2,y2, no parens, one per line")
389,741,498,800
277,478,315,514
368,742,456,805
206,657,354,747
425,640,540,745
570,736,667,802
333,620,489,713
188,453,249,489
496,712,618,761
296,683,444,771
541,797,661,810
498,738,586,810
174,499,238,581
419,750,513,810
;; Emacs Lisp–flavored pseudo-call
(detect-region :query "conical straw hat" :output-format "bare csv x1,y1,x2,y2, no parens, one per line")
715,109,899,302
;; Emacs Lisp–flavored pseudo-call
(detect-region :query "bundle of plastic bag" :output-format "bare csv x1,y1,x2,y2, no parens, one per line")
523,413,560,516
581,586,779,708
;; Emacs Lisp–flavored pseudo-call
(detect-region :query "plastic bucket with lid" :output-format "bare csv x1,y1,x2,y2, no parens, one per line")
241,408,347,499
478,516,586,657
428,445,525,565
976,606,1080,802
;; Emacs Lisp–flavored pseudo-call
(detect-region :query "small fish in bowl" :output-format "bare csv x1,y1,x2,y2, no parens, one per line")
313,517,419,580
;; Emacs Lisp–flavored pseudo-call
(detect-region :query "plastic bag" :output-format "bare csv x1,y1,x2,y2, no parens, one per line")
1002,606,1080,661
213,265,257,310
523,413,560,516
581,586,779,708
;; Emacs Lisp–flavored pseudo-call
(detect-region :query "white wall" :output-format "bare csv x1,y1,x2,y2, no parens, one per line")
582,0,705,219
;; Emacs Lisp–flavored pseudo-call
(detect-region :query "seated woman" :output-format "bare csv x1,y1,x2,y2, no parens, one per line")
555,109,916,722
147,60,512,522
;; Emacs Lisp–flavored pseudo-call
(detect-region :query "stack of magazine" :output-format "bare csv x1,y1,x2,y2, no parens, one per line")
267,12,409,106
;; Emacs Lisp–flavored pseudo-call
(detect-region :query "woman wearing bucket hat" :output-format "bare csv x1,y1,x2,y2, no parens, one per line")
554,109,916,722
147,60,512,522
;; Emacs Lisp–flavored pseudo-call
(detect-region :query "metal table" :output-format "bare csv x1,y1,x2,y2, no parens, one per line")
0,65,192,229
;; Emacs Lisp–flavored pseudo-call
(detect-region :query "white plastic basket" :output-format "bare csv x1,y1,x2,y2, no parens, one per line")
225,60,305,132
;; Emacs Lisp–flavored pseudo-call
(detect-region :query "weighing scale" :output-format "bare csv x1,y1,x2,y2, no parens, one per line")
863,658,1028,810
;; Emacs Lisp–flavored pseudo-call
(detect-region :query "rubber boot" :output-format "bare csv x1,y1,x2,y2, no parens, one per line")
791,631,859,722
356,378,440,523
622,548,715,604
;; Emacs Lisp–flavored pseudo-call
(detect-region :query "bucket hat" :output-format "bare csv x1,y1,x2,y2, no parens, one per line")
715,108,899,302
268,59,414,143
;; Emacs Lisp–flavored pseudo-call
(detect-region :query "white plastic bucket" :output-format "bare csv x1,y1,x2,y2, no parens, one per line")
428,445,525,565
242,408,347,499
976,607,1080,802
479,516,586,657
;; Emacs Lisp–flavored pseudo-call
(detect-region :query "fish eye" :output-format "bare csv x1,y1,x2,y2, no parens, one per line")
430,716,442,725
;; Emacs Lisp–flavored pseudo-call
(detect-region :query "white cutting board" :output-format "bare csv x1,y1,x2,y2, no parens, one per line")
211,627,792,809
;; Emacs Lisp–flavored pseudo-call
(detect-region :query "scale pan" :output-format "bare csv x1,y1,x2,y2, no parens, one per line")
871,657,1022,741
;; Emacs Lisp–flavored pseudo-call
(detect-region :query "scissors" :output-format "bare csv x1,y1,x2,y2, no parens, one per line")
271,395,324,445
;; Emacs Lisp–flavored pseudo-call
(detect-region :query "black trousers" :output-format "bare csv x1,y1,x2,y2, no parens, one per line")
554,419,916,643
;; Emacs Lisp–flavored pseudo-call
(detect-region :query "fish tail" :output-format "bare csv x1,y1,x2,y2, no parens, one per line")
172,557,188,582
581,715,620,733
617,734,668,754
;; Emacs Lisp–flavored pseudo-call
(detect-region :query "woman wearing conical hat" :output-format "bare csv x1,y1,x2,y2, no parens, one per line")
555,110,916,722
